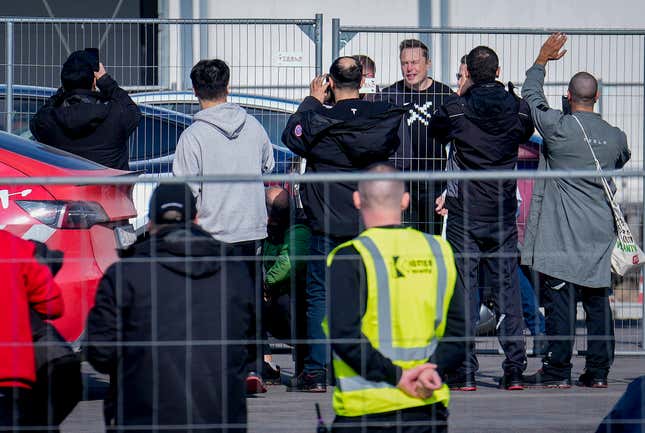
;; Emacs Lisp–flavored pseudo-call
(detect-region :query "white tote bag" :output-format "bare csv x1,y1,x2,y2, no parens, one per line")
573,115,645,276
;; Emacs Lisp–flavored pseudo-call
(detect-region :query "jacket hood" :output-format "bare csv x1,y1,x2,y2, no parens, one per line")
464,82,520,136
52,91,110,138
193,103,247,139
302,104,407,166
127,224,223,278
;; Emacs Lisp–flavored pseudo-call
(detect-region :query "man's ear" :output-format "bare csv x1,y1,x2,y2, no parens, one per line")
594,89,600,102
226,84,231,96
328,76,336,90
567,89,572,102
353,191,361,210
401,192,410,211
464,67,471,79
496,67,501,78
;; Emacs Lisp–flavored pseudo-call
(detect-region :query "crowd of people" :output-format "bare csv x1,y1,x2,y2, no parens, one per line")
1,33,642,433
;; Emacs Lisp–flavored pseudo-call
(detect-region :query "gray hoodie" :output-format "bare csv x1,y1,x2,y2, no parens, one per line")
173,103,275,243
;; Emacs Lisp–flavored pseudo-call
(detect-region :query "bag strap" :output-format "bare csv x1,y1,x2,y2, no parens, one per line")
571,114,625,221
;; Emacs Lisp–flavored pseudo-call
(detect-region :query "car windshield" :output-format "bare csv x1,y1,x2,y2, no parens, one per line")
0,132,106,170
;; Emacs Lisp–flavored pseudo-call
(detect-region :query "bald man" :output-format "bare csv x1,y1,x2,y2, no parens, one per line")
521,33,631,388
326,163,466,432
282,57,407,392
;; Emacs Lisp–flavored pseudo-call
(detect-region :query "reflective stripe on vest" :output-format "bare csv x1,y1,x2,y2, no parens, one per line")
354,234,448,363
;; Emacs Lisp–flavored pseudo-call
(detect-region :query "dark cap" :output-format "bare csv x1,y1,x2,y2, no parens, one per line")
61,51,95,90
148,183,197,224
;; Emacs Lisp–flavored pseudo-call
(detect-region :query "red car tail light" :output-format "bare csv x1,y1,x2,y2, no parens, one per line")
16,200,110,229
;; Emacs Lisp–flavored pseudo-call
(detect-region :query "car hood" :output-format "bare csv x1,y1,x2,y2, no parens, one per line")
193,103,247,139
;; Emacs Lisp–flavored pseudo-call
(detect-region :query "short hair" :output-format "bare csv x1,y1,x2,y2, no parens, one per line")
266,186,291,223
190,59,230,101
399,39,429,60
568,72,598,106
466,46,499,84
329,56,363,91
356,55,376,76
358,163,405,211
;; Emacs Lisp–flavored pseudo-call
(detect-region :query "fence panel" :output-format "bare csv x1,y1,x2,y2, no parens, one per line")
333,22,645,354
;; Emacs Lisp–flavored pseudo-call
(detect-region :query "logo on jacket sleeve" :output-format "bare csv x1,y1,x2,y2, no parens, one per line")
294,124,303,137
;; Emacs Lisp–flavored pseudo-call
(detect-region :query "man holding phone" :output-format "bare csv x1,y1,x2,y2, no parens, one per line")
30,49,140,171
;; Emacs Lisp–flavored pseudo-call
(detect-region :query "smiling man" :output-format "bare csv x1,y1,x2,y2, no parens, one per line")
380,39,454,236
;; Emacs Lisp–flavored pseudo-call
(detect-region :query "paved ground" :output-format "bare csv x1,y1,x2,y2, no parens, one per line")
60,354,643,433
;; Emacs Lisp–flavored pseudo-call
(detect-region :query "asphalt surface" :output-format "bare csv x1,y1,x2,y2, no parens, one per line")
60,353,644,433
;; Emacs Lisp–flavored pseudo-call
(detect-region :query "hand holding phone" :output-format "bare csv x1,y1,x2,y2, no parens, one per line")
84,47,100,72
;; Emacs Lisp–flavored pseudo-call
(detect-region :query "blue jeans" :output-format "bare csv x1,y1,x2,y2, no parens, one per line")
519,267,545,335
304,234,348,373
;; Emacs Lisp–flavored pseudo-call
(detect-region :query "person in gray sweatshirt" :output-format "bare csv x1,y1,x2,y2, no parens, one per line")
172,59,275,394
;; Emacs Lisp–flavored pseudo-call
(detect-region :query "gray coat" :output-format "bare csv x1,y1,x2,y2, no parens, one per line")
520,64,631,288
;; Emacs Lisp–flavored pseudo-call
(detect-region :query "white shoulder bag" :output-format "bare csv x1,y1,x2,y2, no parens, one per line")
572,115,645,275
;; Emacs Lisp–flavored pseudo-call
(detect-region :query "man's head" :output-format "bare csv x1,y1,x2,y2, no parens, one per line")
465,46,500,84
399,39,431,88
190,59,230,102
568,72,599,107
353,164,409,227
356,55,376,79
457,54,468,87
328,56,363,94
266,186,291,227
61,51,95,91
148,183,197,232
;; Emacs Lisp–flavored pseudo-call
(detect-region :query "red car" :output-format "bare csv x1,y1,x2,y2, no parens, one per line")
0,131,137,342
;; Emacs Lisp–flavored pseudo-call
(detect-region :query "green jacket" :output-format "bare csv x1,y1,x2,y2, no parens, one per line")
262,224,311,295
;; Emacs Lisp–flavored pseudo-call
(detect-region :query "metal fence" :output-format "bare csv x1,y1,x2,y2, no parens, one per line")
331,21,645,354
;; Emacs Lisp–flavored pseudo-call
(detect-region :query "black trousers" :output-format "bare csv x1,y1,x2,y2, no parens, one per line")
446,212,526,375
407,182,444,236
542,277,615,378
332,404,448,433
0,387,31,429
222,239,264,374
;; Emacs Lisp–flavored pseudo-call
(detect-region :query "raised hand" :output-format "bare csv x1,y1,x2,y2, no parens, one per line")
310,75,330,104
536,33,568,66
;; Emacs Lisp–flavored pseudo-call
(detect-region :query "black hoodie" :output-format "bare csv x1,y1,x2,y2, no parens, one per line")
85,224,252,433
429,82,534,221
30,74,141,170
282,96,407,238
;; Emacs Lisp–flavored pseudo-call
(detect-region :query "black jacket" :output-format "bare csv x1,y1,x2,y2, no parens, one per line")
430,82,534,221
84,224,252,433
282,96,407,238
30,75,141,171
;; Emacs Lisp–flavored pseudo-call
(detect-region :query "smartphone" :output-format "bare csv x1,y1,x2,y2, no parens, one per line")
84,47,100,72
561,95,571,115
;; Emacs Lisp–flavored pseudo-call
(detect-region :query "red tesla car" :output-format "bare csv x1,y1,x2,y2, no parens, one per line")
0,131,137,342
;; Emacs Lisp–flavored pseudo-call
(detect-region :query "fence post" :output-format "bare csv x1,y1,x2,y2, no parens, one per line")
315,13,323,76
331,18,340,63
5,21,13,134
642,36,645,351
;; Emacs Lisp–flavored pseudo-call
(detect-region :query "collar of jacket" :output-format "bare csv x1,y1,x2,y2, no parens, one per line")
124,223,224,259
303,104,408,137
61,89,106,106
462,80,505,97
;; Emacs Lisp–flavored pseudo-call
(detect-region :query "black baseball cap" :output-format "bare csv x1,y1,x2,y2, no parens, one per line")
61,50,95,90
148,183,197,224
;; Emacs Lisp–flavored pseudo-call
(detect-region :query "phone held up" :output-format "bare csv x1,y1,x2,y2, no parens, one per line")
84,47,100,72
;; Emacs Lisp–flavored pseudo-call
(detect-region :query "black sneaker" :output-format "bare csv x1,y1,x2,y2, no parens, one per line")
576,371,608,388
445,372,477,391
499,370,524,390
287,371,326,393
262,361,282,386
522,369,572,388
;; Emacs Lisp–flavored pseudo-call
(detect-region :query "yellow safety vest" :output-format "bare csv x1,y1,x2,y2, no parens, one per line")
325,227,456,417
